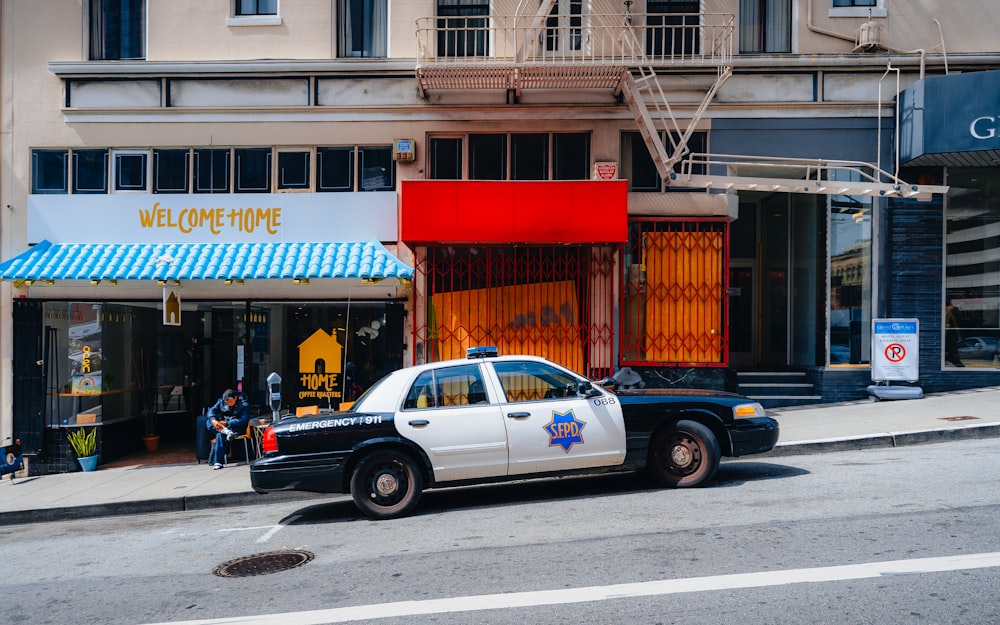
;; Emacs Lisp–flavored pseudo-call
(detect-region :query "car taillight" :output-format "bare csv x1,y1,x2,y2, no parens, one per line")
262,425,278,453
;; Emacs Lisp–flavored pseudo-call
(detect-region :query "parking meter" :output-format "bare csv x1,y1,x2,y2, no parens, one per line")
266,372,282,421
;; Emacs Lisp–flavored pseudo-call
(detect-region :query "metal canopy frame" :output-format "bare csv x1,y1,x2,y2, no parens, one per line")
668,153,948,199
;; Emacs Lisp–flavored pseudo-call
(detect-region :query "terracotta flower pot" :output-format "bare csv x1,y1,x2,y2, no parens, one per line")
142,435,160,452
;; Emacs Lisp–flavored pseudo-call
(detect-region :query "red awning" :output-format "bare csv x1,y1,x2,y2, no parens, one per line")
400,180,628,244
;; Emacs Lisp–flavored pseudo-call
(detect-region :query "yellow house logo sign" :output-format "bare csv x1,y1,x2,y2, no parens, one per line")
298,329,343,402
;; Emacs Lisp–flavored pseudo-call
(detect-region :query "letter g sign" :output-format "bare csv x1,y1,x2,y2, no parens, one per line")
970,116,996,140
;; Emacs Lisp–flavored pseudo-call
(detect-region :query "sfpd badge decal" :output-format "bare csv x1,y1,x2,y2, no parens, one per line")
544,410,586,452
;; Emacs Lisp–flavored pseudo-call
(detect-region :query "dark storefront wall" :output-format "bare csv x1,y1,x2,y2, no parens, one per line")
895,72,1000,390
14,298,404,473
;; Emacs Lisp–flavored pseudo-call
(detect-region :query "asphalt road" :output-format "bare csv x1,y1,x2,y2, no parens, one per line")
2,438,998,625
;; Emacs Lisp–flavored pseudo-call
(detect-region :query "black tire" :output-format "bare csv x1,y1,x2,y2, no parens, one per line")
350,449,424,519
647,419,720,488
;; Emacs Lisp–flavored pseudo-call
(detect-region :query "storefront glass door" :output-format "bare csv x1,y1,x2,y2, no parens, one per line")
731,194,825,368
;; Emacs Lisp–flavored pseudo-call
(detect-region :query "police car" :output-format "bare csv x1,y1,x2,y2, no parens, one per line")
250,347,779,519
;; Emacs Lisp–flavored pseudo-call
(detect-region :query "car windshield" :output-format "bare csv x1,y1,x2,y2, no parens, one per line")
346,375,391,412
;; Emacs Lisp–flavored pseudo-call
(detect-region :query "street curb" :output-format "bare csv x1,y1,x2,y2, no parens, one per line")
765,423,1000,457
0,489,323,527
3,424,998,526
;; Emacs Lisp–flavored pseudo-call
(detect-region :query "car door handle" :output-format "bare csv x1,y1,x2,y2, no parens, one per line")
408,419,430,427
506,412,531,419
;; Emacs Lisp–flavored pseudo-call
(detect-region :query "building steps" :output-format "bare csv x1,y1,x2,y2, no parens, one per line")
736,370,822,408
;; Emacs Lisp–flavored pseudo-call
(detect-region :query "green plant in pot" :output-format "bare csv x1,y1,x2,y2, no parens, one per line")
67,427,98,471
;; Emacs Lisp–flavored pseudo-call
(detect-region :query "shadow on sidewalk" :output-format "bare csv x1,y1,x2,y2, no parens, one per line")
101,439,200,469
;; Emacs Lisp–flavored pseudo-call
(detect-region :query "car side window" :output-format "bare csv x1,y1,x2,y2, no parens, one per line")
492,361,579,403
402,364,488,410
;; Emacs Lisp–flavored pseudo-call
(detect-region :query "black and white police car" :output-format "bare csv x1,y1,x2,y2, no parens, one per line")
250,347,779,519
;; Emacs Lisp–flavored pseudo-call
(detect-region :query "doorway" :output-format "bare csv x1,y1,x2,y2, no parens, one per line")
729,194,825,368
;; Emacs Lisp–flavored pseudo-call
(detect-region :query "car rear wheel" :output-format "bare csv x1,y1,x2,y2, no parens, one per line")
350,449,424,519
647,420,720,488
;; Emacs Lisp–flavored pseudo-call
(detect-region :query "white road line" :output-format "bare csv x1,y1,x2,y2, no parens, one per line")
218,525,278,533
256,515,301,544
143,551,1000,625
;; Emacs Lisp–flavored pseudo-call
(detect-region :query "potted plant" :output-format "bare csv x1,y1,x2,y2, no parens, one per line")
135,349,159,452
67,427,98,471
142,406,160,452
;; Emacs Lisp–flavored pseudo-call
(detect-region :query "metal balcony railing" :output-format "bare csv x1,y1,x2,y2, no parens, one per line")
415,13,734,92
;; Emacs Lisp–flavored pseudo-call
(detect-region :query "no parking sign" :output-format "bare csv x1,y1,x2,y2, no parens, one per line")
872,318,919,382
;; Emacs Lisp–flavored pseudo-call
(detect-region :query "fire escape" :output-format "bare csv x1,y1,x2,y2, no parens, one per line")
415,0,946,199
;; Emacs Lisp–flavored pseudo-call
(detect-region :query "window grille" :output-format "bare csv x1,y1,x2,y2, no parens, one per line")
413,245,616,378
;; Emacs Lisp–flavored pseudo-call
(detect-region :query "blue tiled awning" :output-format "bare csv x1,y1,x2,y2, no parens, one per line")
0,240,413,282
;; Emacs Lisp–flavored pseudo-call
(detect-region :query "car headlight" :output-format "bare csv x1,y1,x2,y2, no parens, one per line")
733,402,766,419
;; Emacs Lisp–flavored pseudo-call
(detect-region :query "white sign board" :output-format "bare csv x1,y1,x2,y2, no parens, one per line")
871,318,919,382
28,192,399,244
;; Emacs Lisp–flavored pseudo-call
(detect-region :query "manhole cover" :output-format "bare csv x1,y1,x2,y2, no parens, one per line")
939,416,980,422
213,550,314,578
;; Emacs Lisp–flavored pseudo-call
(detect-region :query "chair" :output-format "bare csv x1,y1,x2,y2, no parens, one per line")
231,424,254,465
296,405,319,417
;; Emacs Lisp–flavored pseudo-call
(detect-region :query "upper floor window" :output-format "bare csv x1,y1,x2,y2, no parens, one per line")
338,0,388,58
437,0,489,57
153,149,189,193
830,0,884,17
112,150,149,193
739,0,792,54
429,138,462,180
546,0,583,53
236,0,277,15
277,150,311,191
647,0,700,57
194,149,231,194
358,146,395,191
32,150,69,194
32,145,395,195
432,133,590,180
73,150,109,194
89,0,145,61
621,131,707,192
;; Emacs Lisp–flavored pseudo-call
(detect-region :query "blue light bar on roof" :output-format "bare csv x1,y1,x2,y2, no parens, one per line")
467,346,498,359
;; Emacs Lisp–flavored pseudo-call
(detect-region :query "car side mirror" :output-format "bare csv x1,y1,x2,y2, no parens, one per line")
577,380,602,398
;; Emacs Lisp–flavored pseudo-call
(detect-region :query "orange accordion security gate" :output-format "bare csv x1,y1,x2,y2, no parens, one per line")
412,245,617,379
622,220,729,366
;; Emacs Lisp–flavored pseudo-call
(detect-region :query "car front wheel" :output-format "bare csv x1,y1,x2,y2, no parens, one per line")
648,420,720,488
350,449,424,519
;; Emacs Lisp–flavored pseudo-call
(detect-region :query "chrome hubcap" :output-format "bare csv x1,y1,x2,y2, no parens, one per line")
375,473,398,496
670,444,692,467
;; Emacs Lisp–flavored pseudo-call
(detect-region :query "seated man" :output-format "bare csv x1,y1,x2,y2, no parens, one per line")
206,389,250,470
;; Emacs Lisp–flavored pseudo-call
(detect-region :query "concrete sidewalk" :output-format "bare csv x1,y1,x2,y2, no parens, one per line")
2,386,998,526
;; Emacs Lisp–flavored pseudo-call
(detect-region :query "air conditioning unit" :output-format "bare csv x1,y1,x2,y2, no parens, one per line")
854,21,883,52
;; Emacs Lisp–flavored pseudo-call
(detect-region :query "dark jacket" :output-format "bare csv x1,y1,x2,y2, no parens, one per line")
206,393,250,434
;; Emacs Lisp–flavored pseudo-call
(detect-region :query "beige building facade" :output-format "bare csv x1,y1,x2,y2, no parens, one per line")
2,1,998,472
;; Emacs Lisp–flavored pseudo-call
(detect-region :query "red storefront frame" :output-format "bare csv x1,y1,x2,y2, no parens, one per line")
401,180,627,376
399,180,628,244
